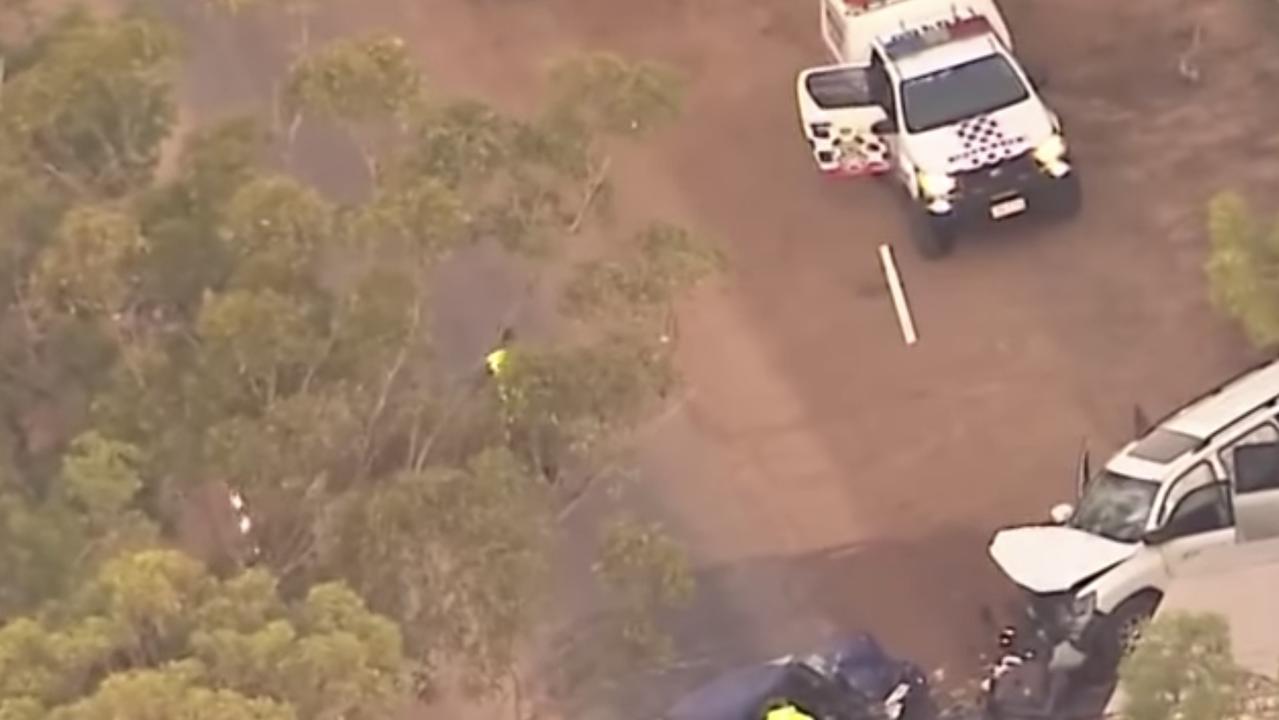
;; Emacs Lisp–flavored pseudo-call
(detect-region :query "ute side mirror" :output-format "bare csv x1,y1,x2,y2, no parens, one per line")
871,117,896,136
1049,503,1074,525
1026,65,1050,90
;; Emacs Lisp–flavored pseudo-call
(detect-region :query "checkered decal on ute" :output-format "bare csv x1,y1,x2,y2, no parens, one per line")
947,115,1028,169
835,130,890,174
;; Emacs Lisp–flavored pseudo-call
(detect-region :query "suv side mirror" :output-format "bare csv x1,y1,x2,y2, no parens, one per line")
1143,523,1173,546
871,117,896,136
1049,503,1074,524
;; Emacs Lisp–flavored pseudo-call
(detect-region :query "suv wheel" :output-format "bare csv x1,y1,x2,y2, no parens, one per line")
1115,604,1153,657
1091,593,1160,675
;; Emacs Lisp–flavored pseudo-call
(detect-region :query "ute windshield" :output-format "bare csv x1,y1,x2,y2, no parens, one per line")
1069,470,1160,543
900,53,1029,133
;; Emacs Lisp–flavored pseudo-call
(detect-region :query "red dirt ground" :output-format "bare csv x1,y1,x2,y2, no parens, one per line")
157,0,1279,715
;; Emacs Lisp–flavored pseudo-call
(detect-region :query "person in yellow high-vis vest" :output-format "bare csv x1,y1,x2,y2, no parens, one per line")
482,327,561,484
484,327,523,451
484,328,516,408
485,328,515,378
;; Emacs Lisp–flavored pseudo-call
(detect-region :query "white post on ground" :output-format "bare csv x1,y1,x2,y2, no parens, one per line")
878,243,918,346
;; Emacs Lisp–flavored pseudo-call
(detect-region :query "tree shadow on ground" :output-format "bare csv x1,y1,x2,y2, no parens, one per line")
543,472,772,720
606,524,1029,719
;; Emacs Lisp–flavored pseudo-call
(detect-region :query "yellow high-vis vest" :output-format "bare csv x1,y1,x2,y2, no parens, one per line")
764,705,814,720
485,347,510,377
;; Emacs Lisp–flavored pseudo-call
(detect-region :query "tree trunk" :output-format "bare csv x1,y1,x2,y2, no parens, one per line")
284,112,304,166
413,381,480,472
358,299,422,479
41,162,89,197
108,319,147,390
509,665,527,720
351,133,380,186
567,155,611,235
11,280,41,364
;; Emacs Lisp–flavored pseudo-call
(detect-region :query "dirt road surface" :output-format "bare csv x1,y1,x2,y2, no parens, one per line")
155,0,1279,715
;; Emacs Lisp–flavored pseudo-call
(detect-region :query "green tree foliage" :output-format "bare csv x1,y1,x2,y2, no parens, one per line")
593,516,695,662
0,549,406,718
563,221,724,328
538,516,696,711
333,448,551,691
221,174,335,292
388,99,565,256
284,33,421,127
354,174,470,268
1118,612,1244,720
528,224,721,488
0,9,181,496
25,203,151,391
283,33,422,176
0,432,154,620
47,666,295,720
0,10,701,707
29,203,147,318
541,52,684,233
544,52,683,139
65,115,548,691
379,51,685,253
1115,612,1279,720
1205,191,1279,348
495,333,678,487
391,100,517,190
59,431,146,529
133,116,265,311
1,9,178,198
1120,611,1248,720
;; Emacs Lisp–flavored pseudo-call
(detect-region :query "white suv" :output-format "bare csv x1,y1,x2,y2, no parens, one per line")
989,357,1279,668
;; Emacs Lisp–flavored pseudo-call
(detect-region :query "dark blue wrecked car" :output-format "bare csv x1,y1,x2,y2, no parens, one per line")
664,633,938,720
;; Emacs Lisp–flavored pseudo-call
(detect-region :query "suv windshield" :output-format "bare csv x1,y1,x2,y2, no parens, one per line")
1069,471,1160,543
900,54,1029,133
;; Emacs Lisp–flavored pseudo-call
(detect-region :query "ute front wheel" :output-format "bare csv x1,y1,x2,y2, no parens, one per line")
1046,173,1082,220
908,208,957,260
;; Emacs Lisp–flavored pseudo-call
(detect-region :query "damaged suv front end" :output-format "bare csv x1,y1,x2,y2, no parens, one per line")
1024,588,1099,649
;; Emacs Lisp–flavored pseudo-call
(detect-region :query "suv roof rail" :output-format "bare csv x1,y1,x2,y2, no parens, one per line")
1144,355,1279,439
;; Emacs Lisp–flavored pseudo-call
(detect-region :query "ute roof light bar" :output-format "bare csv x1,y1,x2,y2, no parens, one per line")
881,14,993,59
842,0,907,12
